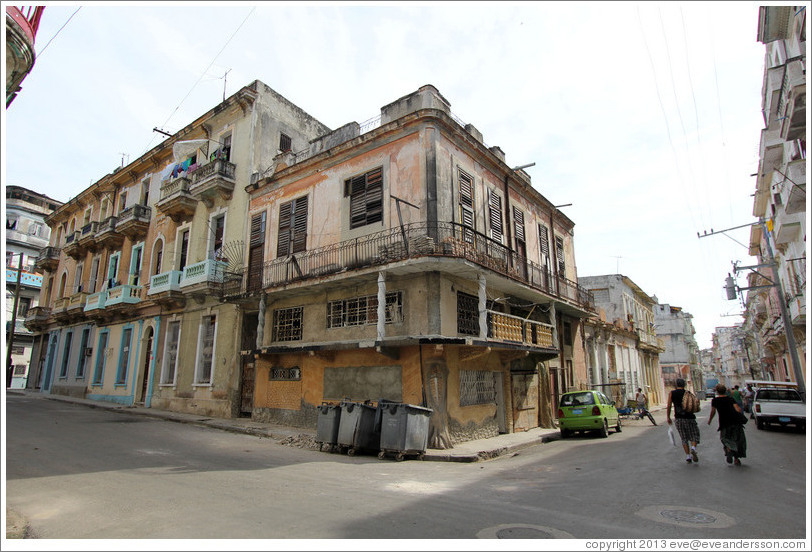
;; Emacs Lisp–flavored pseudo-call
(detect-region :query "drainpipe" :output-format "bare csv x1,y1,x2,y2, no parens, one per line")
503,173,512,267
478,274,488,340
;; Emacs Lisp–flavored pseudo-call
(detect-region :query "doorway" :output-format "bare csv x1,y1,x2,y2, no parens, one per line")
139,328,153,404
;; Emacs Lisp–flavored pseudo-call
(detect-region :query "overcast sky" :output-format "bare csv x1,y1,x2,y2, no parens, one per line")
3,1,771,350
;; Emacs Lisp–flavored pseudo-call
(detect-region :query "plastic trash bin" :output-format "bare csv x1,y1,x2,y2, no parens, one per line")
315,403,342,452
336,401,380,456
378,403,433,461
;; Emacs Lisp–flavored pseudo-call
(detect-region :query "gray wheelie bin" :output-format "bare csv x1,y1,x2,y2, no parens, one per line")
315,403,342,452
336,401,380,456
378,403,433,461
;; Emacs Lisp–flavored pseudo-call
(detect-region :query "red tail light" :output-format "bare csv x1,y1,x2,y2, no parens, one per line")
592,406,600,416
755,404,761,413
558,409,564,418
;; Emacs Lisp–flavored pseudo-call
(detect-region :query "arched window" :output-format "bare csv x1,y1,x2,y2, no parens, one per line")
58,272,67,299
151,238,164,276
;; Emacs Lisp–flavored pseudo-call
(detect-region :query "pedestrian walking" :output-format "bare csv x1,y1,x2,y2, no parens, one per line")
731,385,743,409
666,378,700,464
743,384,755,415
707,383,747,466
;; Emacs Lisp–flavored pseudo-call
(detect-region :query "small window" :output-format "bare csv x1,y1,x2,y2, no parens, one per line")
327,292,403,328
195,315,217,384
279,133,292,153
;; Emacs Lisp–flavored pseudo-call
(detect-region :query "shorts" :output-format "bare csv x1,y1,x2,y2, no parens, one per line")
674,418,700,445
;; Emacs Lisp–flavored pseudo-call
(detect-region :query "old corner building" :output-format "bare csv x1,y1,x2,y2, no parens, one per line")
26,81,597,448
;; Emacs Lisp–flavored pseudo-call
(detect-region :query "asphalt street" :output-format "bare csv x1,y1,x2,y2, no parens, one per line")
4,394,807,542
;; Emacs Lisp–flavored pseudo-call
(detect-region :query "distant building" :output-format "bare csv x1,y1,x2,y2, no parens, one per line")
578,274,665,406
6,185,62,388
653,301,700,392
5,6,44,107
711,325,754,388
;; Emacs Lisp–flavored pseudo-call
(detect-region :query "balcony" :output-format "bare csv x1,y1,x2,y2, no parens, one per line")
95,216,124,249
774,213,803,247
788,293,805,326
157,177,197,222
147,270,185,307
52,297,70,322
782,159,806,215
224,221,595,313
106,284,143,307
24,306,51,331
637,328,666,352
189,159,236,207
63,231,82,259
66,291,88,321
762,65,785,127
180,259,227,300
76,221,99,254
34,246,61,272
116,204,151,240
84,291,107,313
487,310,556,350
778,60,805,141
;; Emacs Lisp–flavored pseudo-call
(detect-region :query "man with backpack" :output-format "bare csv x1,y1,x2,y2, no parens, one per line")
666,378,701,464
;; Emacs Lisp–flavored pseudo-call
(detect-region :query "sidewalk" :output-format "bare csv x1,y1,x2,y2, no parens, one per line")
8,389,570,462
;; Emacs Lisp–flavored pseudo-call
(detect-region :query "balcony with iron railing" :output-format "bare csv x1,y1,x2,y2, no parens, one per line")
157,176,197,222
116,204,151,239
34,246,60,272
189,159,236,207
225,221,594,312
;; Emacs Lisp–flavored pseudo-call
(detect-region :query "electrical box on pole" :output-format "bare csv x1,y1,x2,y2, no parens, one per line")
724,274,737,300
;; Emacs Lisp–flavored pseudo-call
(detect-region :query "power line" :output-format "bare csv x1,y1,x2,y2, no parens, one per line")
143,7,256,153
36,6,82,59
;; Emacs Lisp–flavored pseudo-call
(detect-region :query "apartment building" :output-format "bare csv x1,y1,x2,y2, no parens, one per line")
224,85,595,446
711,325,755,388
7,186,62,388
653,302,700,392
578,275,666,406
744,5,807,386
26,81,330,418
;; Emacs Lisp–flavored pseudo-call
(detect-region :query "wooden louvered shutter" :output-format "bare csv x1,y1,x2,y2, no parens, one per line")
291,196,308,253
365,168,383,225
488,190,503,242
248,212,266,291
513,207,525,243
539,224,549,266
277,201,292,257
348,174,367,229
459,170,475,242
555,235,566,276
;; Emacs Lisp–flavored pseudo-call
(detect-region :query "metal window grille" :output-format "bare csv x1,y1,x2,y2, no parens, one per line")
269,366,301,381
457,292,479,336
273,307,303,341
459,370,496,406
327,292,403,328
279,133,292,152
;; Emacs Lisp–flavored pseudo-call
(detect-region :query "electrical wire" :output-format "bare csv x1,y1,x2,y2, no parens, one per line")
142,7,256,152
36,6,82,59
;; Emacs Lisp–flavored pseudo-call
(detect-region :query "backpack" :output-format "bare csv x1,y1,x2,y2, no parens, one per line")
681,390,701,413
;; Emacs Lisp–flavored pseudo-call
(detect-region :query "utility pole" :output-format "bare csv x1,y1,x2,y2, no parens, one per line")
759,219,805,395
6,252,23,388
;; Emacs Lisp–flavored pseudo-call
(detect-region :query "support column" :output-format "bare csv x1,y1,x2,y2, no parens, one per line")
377,271,386,342
478,274,487,340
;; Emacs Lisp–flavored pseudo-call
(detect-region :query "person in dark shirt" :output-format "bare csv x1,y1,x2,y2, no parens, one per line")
707,383,748,466
666,378,700,464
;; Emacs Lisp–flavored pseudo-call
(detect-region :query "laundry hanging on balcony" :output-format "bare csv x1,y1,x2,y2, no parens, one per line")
160,139,219,182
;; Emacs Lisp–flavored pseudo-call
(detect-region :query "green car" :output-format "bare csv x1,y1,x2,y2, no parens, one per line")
557,390,621,438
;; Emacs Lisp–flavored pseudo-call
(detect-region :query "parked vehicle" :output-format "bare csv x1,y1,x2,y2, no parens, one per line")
557,390,621,438
752,387,806,431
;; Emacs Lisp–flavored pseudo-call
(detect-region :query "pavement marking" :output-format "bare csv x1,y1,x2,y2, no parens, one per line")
477,523,574,539
636,505,736,528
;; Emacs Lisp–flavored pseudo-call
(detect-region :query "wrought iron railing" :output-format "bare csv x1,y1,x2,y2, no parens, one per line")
191,159,235,184
36,246,60,263
225,221,594,311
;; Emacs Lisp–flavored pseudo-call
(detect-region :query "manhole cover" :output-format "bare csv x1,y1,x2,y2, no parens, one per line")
660,509,717,524
496,527,553,539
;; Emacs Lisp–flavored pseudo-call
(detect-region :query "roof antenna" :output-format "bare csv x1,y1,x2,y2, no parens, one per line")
119,153,129,167
222,68,232,102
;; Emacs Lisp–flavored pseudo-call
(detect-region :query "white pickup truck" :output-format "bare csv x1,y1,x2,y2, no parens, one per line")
752,387,806,431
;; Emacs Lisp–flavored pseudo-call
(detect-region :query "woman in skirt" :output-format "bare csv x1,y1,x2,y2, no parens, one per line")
707,383,747,465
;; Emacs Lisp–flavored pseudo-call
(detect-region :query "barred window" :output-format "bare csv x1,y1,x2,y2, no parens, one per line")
457,291,479,336
327,292,403,328
459,370,496,406
273,306,304,341
270,366,301,381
